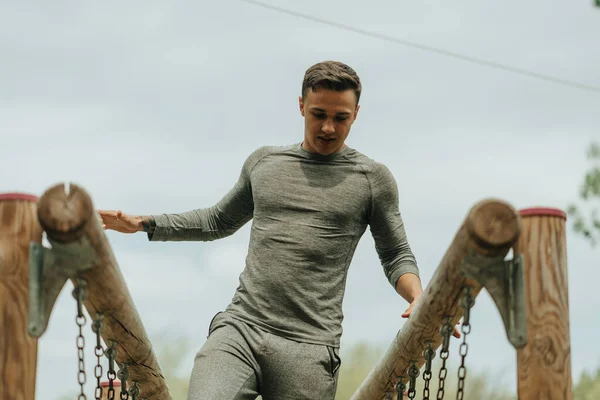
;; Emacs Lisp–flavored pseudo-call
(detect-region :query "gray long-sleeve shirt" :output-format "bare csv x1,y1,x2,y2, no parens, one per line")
150,143,418,347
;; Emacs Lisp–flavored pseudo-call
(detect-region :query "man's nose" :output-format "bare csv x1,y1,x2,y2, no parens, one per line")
322,120,335,134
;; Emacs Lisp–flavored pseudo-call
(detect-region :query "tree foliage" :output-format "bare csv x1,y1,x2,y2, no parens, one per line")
574,367,600,400
154,332,193,400
54,337,600,399
568,142,600,247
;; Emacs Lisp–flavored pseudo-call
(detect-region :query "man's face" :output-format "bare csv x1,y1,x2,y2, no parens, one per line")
299,88,360,156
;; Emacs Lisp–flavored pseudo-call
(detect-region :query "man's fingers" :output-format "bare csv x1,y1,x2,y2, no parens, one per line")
453,327,461,338
401,304,414,319
98,210,119,224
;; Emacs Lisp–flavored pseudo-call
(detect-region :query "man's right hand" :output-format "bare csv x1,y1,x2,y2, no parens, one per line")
98,210,142,233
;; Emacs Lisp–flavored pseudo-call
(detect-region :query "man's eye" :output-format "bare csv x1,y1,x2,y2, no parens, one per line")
336,117,348,122
313,113,326,119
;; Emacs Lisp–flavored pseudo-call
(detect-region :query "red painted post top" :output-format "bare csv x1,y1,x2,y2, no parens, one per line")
100,380,122,388
519,207,567,220
0,193,38,202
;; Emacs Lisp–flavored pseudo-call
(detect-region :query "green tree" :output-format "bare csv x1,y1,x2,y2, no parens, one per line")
568,142,600,246
153,332,194,400
53,337,600,399
335,342,386,400
574,367,600,400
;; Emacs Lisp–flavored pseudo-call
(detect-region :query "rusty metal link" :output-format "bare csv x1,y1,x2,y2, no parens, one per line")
129,381,140,400
92,314,104,400
105,340,118,400
456,287,474,400
118,364,130,400
407,362,419,399
422,343,435,400
73,279,88,400
395,377,406,400
436,317,453,399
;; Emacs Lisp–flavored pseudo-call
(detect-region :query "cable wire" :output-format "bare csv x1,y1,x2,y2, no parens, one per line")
239,0,600,93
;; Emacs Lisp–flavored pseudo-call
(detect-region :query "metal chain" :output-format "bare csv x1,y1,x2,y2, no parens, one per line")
106,340,118,400
407,362,419,399
118,365,130,400
73,279,88,400
436,317,453,400
456,287,474,400
92,314,104,400
129,381,140,400
395,377,406,400
422,343,436,400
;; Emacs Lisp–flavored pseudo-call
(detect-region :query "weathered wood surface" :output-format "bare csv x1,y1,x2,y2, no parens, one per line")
516,208,572,400
0,194,42,400
350,199,521,400
37,183,171,400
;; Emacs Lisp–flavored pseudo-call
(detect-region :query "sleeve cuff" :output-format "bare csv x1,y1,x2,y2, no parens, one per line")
389,264,420,289
147,214,171,242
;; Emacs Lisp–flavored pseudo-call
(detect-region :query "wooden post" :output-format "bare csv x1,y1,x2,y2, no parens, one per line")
36,183,171,399
516,207,572,400
0,193,42,400
350,199,521,400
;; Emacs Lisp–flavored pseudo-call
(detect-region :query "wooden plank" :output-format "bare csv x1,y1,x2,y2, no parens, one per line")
516,207,572,400
37,183,171,400
350,199,521,400
0,194,42,400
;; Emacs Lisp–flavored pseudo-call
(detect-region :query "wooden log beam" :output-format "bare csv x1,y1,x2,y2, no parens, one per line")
350,199,521,400
0,193,42,400
516,207,572,400
37,183,171,400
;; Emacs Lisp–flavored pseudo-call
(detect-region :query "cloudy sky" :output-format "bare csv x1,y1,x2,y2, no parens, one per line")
1,0,598,398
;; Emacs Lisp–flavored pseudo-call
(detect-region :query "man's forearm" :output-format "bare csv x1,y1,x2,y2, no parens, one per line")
395,272,423,303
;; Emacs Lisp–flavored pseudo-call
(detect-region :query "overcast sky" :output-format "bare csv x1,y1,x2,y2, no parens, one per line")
1,0,599,398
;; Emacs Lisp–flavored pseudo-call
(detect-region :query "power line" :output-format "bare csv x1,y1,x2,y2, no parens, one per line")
239,0,600,93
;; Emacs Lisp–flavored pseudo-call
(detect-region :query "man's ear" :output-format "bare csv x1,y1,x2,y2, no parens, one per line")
298,96,305,117
353,104,360,121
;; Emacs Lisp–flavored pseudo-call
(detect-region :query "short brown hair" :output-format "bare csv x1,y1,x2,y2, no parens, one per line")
301,61,362,104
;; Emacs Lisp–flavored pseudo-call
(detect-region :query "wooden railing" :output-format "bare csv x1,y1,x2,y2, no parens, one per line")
350,200,573,400
1,183,573,400
32,183,171,399
350,199,522,400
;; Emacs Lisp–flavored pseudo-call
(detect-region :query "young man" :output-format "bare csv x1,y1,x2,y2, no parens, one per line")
100,61,424,400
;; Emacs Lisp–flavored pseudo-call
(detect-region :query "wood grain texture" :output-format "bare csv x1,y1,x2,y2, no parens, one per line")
516,211,572,400
0,196,42,400
38,184,171,400
350,199,521,400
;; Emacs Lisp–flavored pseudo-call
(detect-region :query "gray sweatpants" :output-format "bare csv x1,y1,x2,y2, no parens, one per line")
187,312,341,400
